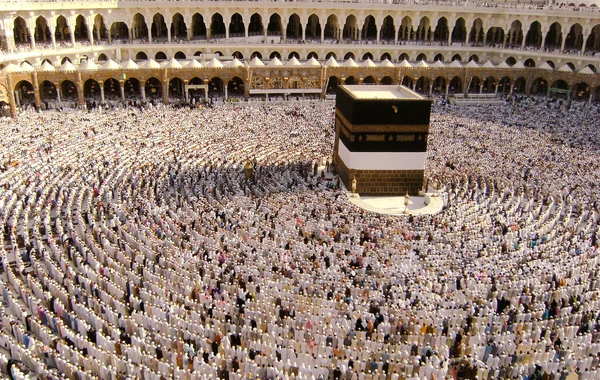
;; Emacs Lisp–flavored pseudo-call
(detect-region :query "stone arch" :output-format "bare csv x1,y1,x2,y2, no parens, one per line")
362,52,373,60
482,76,496,93
415,76,430,93
288,51,299,59
585,64,596,73
169,77,185,100
211,13,226,37
451,54,461,62
306,14,321,40
344,76,356,85
448,76,462,94
363,76,376,84
381,76,394,85
307,51,318,59
171,13,187,40
61,80,78,100
229,13,245,36
451,17,467,43
564,62,576,71
110,21,129,41
248,13,263,35
13,16,30,45
93,14,108,41
467,76,481,93
564,23,583,51
343,15,359,40
145,77,162,99
524,58,535,67
54,15,71,42
401,76,413,88
155,51,167,60
525,21,542,47
327,76,339,94
251,51,263,59
326,52,337,59
135,51,148,60
399,52,410,61
416,16,431,41
124,78,141,98
550,79,569,90
362,15,377,41
151,13,168,40
132,13,149,41
486,26,505,45
468,54,479,62
380,52,392,61
14,80,35,107
41,58,53,66
287,14,302,40
544,22,562,49
40,80,57,103
469,18,484,45
545,60,555,69
585,24,600,53
191,13,208,39
233,51,244,59
507,20,523,46
104,78,121,100
269,51,281,59
97,54,107,62
267,13,282,36
433,17,449,43
514,77,526,93
433,76,446,93
84,79,101,100
324,14,340,40
573,81,590,99
416,53,427,61
288,76,302,89
344,52,355,60
434,53,444,62
228,76,244,97
505,56,516,66
34,16,50,45
531,77,548,94
399,16,412,41
174,51,186,60
498,76,511,93
380,16,395,42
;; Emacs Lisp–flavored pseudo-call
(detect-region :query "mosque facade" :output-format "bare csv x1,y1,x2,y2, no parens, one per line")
0,0,600,116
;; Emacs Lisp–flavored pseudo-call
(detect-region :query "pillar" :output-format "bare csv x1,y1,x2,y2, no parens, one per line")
540,32,546,49
224,86,228,100
162,81,169,104
6,76,17,117
376,23,381,44
589,87,595,104
445,84,449,99
394,28,398,45
54,82,62,105
429,84,433,96
69,16,76,46
141,86,146,101
119,80,125,101
447,32,452,46
32,72,41,109
479,84,483,94
14,90,20,108
27,18,36,50
99,81,105,103
77,84,85,106
48,18,57,49
560,37,566,52
87,17,95,45
581,29,588,54
320,27,324,43
167,25,172,43
495,83,499,95
184,80,189,102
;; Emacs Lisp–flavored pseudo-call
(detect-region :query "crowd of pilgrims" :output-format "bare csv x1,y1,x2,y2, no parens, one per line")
0,97,599,380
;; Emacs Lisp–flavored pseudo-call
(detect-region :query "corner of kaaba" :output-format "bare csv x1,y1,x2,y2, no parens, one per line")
333,85,432,196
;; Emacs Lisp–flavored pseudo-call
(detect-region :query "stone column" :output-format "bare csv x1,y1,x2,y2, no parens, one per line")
479,84,483,93
87,16,95,45
99,81,105,103
27,18,36,50
6,76,17,117
54,82,62,105
69,16,77,46
32,72,41,109
48,18,57,49
495,83,499,94
589,86,595,104
119,80,125,101
141,86,146,101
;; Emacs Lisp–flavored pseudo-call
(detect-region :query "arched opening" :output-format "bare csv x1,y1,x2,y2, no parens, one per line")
399,16,412,41
573,82,590,100
267,14,282,36
110,21,129,42
550,79,569,90
251,51,263,59
468,54,479,63
93,15,108,41
151,13,168,41
132,13,149,41
97,54,107,62
415,76,430,93
344,76,356,85
248,13,263,36
416,17,431,41
54,16,71,42
232,51,244,59
288,51,299,59
145,77,162,99
306,14,321,40
362,15,377,41
531,77,548,95
544,22,562,49
498,77,511,94
324,14,339,40
513,77,526,93
229,13,245,37
433,17,449,43
565,62,576,71
380,16,395,42
433,76,446,94
451,54,461,62
467,76,481,93
564,23,584,51
381,76,393,85
416,53,427,61
507,20,523,47
135,51,148,61
399,53,410,61
523,58,535,67
155,51,167,61
585,64,596,73
327,76,339,94
15,81,35,107
174,51,186,60
214,51,223,56
343,15,358,40
401,76,413,88
469,19,484,45
227,77,244,98
104,78,121,101
124,78,141,98
451,18,467,43
326,52,337,60
194,51,203,57
61,57,73,64
362,52,373,61
84,79,101,100
505,56,517,66
308,51,319,59
343,52,355,60
269,51,281,59
61,80,78,100
169,77,184,100
525,21,542,47
287,14,303,40
545,60,555,69
208,77,224,97
41,58,53,66
485,26,505,46
210,13,226,37
380,52,392,61
188,77,205,100
13,17,31,46
482,77,496,93
171,13,187,41
40,81,57,104
584,24,600,53
363,76,376,84
448,76,462,94
434,53,444,62
34,16,50,45
191,13,207,39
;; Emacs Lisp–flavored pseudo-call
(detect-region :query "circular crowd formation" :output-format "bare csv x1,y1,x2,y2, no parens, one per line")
0,98,599,380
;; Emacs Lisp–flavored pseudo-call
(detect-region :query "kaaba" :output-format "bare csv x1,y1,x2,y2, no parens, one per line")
333,85,431,196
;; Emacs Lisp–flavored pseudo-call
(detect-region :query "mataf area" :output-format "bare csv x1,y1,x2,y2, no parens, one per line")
0,98,599,380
